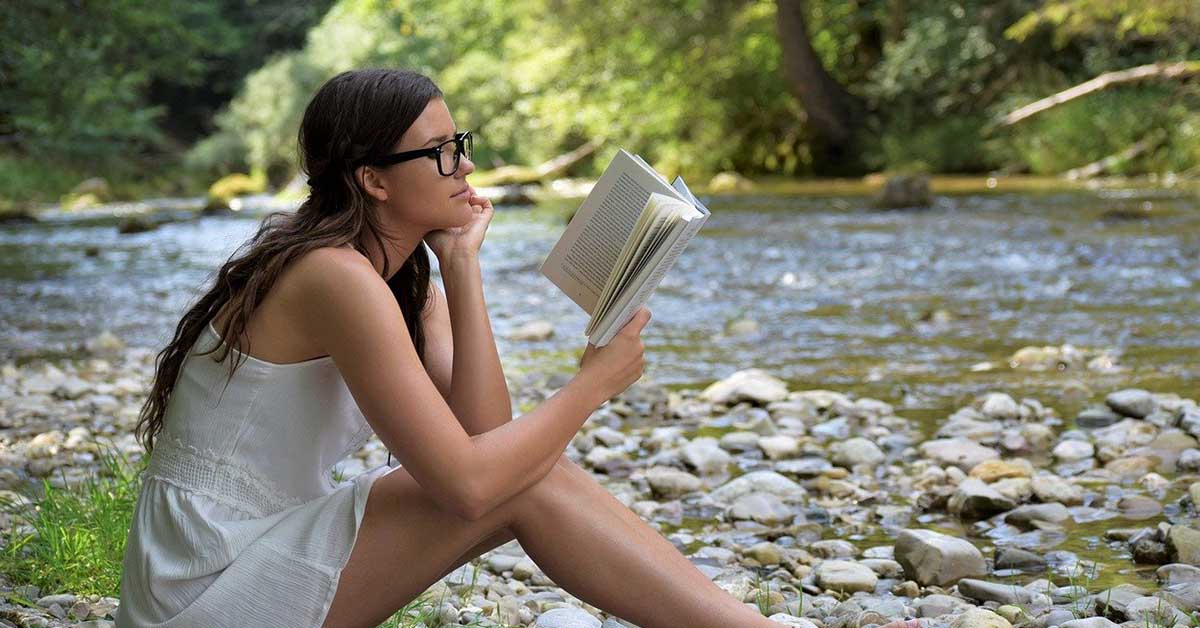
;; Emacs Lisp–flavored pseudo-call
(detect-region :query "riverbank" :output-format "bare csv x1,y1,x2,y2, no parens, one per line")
2,340,1199,628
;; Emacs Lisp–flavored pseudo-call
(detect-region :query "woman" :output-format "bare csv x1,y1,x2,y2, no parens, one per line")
116,68,787,628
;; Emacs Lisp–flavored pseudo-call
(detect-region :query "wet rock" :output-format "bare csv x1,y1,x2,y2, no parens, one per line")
949,608,1011,628
1105,456,1157,480
811,540,858,559
717,431,760,453
915,594,971,618
814,560,878,593
949,478,1017,519
1158,581,1200,612
994,547,1047,570
744,541,782,565
1058,619,1119,628
511,320,554,341
758,434,800,460
729,492,795,525
895,529,987,587
84,331,125,358
968,459,1032,482
1106,389,1158,419
700,369,789,406
534,607,601,628
1053,440,1095,462
981,393,1020,421
1009,345,1087,371
1168,526,1200,565
644,466,702,498
768,615,820,628
1179,449,1200,471
990,477,1033,503
874,174,932,209
920,438,1000,471
1158,563,1200,584
682,437,732,475
1116,495,1163,519
1093,419,1158,452
860,558,903,578
957,579,1046,605
1131,535,1171,565
1092,584,1150,617
830,438,885,468
709,470,806,505
1040,609,1076,627
1030,474,1084,505
1124,595,1188,624
1076,406,1123,429
1005,503,1071,528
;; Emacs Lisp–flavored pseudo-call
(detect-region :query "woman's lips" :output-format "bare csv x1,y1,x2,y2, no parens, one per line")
450,188,470,199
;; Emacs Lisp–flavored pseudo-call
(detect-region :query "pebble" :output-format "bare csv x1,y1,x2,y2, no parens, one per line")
814,560,878,593
5,351,1199,628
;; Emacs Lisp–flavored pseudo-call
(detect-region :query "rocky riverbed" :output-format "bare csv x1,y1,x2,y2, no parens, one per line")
1,335,1199,628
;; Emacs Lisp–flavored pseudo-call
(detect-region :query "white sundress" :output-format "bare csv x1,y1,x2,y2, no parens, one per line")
116,321,402,627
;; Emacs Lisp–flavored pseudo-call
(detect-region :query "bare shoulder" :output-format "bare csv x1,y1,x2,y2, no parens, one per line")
285,247,382,303
282,247,405,350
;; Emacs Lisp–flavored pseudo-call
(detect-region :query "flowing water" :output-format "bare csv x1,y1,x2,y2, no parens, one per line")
3,182,1196,425
2,180,1199,589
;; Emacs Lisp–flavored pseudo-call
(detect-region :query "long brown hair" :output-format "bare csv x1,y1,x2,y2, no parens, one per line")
135,68,442,456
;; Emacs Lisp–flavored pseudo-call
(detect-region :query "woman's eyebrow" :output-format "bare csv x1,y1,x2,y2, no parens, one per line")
424,130,457,146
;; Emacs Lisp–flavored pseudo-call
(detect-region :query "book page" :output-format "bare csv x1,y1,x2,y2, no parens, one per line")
588,194,680,334
601,207,682,319
539,150,688,313
591,209,707,346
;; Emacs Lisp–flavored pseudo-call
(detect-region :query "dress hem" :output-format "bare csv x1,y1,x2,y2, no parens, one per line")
313,463,399,627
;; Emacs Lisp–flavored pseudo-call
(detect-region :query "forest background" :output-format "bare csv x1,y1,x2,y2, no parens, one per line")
2,0,1198,209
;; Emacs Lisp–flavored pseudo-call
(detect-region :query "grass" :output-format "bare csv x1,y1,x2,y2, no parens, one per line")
0,442,515,627
0,440,145,596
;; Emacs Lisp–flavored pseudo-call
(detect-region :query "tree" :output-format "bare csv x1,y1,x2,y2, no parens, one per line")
776,0,866,174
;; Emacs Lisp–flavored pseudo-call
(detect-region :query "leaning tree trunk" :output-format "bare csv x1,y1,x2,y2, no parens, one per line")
776,0,865,175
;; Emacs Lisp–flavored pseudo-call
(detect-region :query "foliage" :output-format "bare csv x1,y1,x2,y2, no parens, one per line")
0,1,331,181
193,0,803,182
0,443,144,596
4,0,1200,203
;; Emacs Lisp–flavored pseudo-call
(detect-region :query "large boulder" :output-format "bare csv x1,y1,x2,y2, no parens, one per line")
895,529,987,587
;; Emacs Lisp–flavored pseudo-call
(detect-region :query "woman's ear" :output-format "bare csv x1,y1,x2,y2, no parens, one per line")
356,165,389,203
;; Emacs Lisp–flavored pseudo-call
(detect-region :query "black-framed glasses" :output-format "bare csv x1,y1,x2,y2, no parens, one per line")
358,130,473,176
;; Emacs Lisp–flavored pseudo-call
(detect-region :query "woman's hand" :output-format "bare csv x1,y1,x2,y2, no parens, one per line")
577,307,651,401
424,185,494,261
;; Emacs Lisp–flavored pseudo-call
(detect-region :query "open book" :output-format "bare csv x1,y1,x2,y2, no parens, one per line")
540,149,710,346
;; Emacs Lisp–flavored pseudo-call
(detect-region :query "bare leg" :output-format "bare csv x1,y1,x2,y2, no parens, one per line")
323,458,781,628
514,457,780,628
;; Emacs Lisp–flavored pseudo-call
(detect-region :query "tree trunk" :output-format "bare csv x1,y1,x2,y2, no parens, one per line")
776,0,865,174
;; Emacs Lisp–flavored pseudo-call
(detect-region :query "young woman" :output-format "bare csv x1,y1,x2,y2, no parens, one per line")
116,68,787,628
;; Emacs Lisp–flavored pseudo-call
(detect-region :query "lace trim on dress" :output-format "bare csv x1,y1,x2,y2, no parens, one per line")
145,435,306,519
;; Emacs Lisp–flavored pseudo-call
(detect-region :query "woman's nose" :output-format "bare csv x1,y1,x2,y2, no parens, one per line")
460,155,476,176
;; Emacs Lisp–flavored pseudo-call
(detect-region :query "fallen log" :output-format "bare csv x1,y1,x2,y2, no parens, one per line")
472,140,601,187
1063,132,1165,180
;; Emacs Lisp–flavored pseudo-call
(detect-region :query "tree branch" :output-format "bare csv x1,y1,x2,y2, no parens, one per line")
1001,61,1200,126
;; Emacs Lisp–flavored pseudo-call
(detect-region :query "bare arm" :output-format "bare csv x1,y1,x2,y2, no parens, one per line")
422,253,512,435
296,248,643,520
